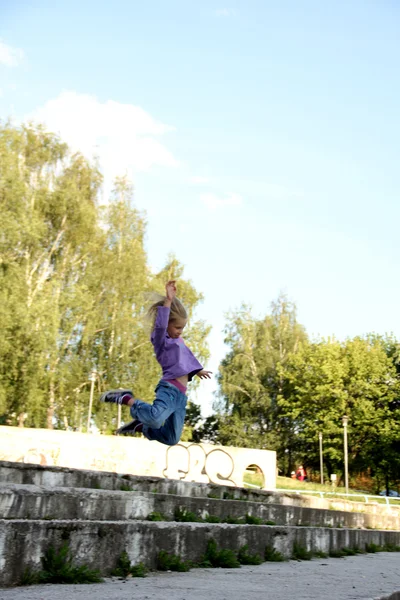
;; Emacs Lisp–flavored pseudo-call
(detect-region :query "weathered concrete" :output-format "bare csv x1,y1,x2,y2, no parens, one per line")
1,519,400,587
1,461,399,521
1,483,400,530
0,554,400,600
0,426,276,490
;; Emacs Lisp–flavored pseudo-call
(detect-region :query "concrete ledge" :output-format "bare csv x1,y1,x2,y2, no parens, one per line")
1,519,400,587
0,426,276,489
1,483,400,531
1,461,399,520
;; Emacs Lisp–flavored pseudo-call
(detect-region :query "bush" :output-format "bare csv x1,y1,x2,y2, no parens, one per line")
39,544,102,584
111,551,147,578
292,542,313,561
238,545,263,565
199,539,240,568
264,545,285,562
157,551,191,572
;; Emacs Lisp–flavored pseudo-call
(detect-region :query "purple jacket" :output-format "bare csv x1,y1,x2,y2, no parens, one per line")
151,306,203,381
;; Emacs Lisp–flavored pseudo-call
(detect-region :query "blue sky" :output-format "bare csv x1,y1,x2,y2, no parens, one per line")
1,1,400,414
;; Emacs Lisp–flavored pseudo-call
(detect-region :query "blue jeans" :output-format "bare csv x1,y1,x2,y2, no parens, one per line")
129,380,187,446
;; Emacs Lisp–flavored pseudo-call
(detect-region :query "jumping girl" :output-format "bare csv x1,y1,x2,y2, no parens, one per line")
100,280,212,445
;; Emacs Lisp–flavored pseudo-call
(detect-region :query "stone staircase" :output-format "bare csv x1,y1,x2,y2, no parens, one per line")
1,460,400,587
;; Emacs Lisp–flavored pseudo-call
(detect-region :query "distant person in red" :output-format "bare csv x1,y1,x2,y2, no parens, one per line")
295,465,307,481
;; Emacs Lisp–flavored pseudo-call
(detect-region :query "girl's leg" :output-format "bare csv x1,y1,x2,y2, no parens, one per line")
130,381,187,446
145,401,186,445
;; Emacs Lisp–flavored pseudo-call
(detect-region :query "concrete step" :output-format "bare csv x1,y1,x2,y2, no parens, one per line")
1,518,400,587
2,461,398,519
1,483,399,531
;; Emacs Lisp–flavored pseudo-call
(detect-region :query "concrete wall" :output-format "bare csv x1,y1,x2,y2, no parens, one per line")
0,426,276,489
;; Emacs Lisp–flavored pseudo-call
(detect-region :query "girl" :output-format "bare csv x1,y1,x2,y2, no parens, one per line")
100,281,212,446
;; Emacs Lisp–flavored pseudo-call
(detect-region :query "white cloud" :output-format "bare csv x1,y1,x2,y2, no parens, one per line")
214,8,237,17
201,192,242,210
0,40,24,67
27,91,179,191
189,176,209,185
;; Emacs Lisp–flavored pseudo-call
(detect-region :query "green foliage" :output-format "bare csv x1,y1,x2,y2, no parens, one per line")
245,514,263,525
0,122,210,435
199,539,240,569
264,545,286,562
38,544,102,584
174,507,200,522
383,544,400,552
208,292,400,488
111,551,147,578
237,544,263,565
157,551,191,572
147,511,168,522
365,542,383,553
291,542,313,561
313,550,328,558
204,515,222,523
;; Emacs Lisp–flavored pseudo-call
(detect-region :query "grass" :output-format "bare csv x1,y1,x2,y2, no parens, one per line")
20,544,103,585
199,539,240,569
111,551,147,578
237,545,263,565
157,551,191,572
147,511,168,521
291,542,313,561
276,477,400,506
174,507,201,522
243,471,264,488
264,545,286,562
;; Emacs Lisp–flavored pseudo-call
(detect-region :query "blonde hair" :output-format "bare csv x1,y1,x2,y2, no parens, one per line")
146,293,187,331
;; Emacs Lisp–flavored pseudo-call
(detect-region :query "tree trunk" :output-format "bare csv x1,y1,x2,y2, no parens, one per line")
47,380,55,429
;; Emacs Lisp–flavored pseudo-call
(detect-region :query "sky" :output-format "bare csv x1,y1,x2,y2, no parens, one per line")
1,1,400,415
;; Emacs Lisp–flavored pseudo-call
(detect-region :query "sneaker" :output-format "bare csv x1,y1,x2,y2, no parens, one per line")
116,419,143,435
100,389,133,405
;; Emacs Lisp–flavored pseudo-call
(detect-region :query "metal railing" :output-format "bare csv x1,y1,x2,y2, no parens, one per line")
266,487,400,507
243,482,400,507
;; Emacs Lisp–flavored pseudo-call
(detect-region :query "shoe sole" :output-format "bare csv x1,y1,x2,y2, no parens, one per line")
116,420,140,435
100,389,133,403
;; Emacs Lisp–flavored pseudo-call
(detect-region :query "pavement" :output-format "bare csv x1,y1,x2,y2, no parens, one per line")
0,553,399,600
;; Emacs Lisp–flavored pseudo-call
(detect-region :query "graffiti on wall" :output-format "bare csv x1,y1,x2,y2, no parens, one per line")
163,443,264,487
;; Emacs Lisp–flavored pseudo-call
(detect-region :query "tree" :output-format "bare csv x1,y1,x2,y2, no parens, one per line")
0,122,210,434
213,294,307,454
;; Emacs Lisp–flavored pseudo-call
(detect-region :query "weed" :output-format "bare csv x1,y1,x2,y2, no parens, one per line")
174,507,200,522
204,515,222,523
245,514,263,525
157,551,191,572
207,492,220,500
111,551,132,577
365,542,382,553
20,568,39,586
38,544,102,584
120,484,132,492
223,515,245,525
265,520,276,526
292,542,313,561
342,547,358,556
111,553,148,578
328,549,345,558
314,550,328,558
238,545,263,565
147,511,167,522
130,563,148,577
223,492,235,500
264,545,285,562
383,544,400,552
199,539,240,568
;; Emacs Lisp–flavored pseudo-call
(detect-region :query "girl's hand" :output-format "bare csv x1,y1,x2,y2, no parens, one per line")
165,280,177,302
196,370,212,380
